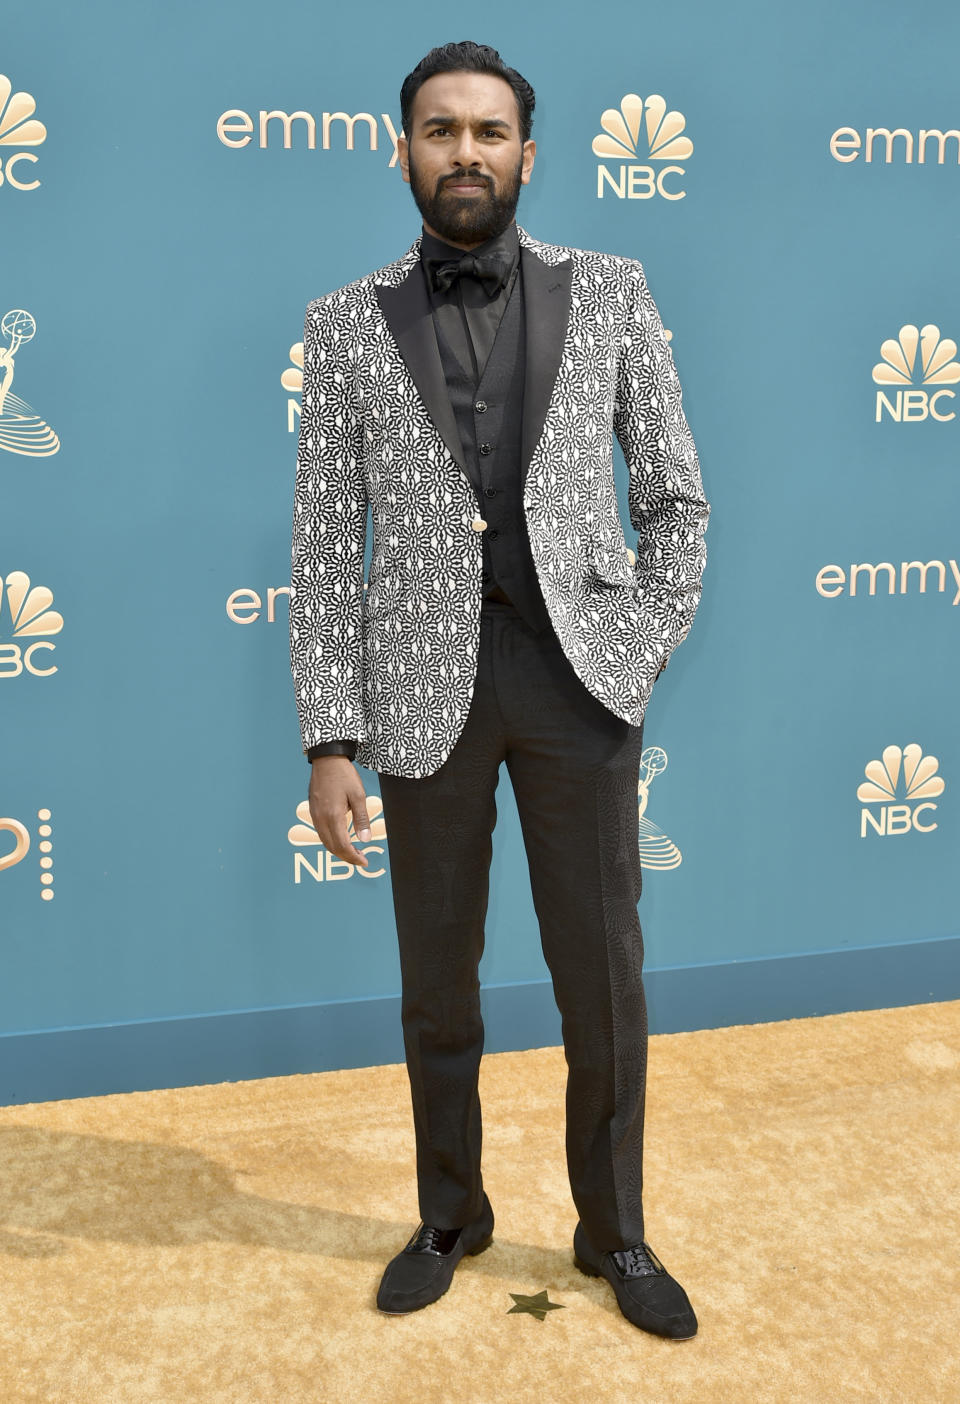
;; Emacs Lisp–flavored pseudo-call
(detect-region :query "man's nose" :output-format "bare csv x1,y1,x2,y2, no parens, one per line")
451,132,484,168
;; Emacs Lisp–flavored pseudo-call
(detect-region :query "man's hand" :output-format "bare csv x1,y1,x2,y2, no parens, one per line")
308,756,372,869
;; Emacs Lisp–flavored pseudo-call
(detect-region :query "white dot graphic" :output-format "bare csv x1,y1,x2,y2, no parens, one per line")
35,809,54,901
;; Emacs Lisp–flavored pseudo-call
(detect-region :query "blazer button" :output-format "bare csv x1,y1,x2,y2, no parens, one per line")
484,486,497,497
487,528,500,540
479,443,492,455
475,400,488,413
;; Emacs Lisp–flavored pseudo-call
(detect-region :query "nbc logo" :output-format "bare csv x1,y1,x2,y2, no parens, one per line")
858,744,945,838
0,807,55,900
637,747,681,869
0,310,60,456
287,797,387,882
873,324,959,423
281,342,303,433
0,75,46,191
0,571,63,677
592,93,692,201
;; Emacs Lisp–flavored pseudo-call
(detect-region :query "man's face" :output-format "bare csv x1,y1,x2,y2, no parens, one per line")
398,71,536,249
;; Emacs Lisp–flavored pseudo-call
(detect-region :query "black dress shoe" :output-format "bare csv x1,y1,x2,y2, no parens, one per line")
376,1192,495,1314
573,1221,698,1339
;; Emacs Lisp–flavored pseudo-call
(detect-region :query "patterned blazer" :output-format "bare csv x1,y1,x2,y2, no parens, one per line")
290,224,709,778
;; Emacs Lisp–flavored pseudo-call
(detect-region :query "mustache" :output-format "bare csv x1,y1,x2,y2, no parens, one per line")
438,171,492,193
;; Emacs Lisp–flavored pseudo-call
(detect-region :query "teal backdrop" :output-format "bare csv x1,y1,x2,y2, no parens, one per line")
2,0,958,1103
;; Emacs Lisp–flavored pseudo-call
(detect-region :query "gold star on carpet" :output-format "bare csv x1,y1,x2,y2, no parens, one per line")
507,1289,565,1321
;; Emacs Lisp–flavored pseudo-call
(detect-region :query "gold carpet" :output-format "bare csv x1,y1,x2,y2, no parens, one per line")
0,999,957,1403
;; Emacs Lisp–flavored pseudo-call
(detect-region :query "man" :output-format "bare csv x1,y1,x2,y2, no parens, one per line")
290,41,709,1339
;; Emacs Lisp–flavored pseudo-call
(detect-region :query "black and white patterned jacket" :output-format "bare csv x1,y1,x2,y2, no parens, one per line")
290,224,709,778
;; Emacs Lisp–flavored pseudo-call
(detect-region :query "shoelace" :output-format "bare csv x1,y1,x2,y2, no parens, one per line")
413,1225,443,1252
612,1242,664,1277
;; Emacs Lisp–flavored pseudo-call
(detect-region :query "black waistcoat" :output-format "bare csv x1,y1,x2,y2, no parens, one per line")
432,275,552,634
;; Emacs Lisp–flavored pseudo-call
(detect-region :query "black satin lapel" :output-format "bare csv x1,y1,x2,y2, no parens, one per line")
374,271,464,470
520,249,573,489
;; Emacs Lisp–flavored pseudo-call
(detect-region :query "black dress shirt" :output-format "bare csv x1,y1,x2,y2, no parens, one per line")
307,222,522,763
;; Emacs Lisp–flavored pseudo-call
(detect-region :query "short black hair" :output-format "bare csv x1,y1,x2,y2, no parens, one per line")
400,41,535,144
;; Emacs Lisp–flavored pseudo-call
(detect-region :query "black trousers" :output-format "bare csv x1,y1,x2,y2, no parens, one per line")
377,596,648,1252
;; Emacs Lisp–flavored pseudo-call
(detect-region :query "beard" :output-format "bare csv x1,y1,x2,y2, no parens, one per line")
407,149,524,245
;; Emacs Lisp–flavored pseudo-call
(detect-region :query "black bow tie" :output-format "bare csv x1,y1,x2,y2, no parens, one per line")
426,251,513,298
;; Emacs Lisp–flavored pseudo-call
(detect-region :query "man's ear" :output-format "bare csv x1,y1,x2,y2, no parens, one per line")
397,134,410,185
521,139,536,186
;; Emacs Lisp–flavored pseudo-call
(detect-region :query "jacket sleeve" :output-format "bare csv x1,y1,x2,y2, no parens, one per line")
290,297,368,754
613,261,710,668
306,739,358,762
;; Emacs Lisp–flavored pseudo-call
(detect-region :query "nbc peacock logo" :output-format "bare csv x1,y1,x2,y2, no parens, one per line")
873,324,959,424
0,310,60,456
287,796,387,883
0,571,63,677
281,341,303,434
0,74,46,192
858,744,945,838
593,92,692,202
